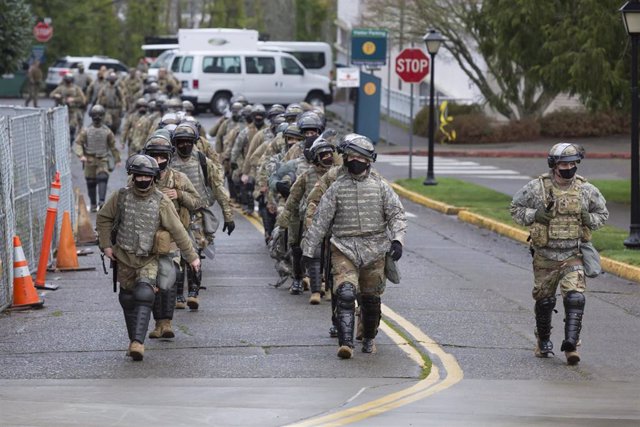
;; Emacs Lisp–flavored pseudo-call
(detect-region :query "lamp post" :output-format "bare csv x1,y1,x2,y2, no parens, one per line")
621,1,640,248
423,29,445,186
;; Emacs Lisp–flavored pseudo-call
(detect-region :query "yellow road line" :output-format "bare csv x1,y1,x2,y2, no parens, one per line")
239,207,463,425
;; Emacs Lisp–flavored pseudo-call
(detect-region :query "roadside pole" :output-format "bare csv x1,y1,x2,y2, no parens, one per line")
409,84,414,179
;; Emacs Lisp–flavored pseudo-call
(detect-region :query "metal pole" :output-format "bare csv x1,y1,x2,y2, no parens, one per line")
424,51,437,185
386,40,391,145
625,33,640,248
409,83,414,179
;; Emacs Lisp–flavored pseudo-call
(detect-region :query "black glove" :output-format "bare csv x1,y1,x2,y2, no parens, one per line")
276,181,291,198
231,162,238,170
534,207,553,225
223,221,235,235
581,209,592,227
389,240,403,261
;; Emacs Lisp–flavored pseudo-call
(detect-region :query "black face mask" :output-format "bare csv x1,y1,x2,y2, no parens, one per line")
305,135,317,148
558,166,577,179
319,154,334,168
134,179,153,190
177,143,193,157
346,159,369,175
157,158,169,171
254,117,265,128
138,108,147,115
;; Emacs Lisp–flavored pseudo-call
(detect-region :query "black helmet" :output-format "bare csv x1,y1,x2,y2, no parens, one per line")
172,122,199,144
342,134,376,162
252,103,267,117
310,137,335,163
143,131,175,160
337,133,360,154
284,103,303,121
547,143,584,168
267,104,285,119
297,112,323,132
89,104,105,118
126,154,159,177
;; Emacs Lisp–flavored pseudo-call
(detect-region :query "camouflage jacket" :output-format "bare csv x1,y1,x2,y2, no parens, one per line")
73,124,119,162
510,172,608,260
301,167,407,266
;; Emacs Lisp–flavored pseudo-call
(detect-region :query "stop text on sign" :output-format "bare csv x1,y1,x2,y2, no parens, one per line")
395,48,430,83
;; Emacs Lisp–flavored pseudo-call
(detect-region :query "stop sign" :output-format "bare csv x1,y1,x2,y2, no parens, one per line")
33,22,53,43
395,48,430,83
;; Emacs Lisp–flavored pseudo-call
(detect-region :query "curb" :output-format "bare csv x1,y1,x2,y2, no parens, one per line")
380,150,630,159
395,185,640,284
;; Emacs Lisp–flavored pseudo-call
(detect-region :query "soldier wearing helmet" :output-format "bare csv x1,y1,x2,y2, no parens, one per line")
302,135,406,359
73,104,120,212
165,97,183,114
219,102,249,202
73,63,92,111
511,143,608,365
142,130,203,335
51,73,86,143
214,101,244,154
276,137,336,304
282,112,324,162
96,154,200,361
241,108,284,179
170,122,235,310
122,68,143,113
121,98,149,155
182,100,195,115
86,66,108,110
284,103,303,124
96,72,126,135
157,67,181,97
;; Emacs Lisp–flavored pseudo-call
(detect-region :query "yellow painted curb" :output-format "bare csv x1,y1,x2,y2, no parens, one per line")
390,183,460,215
395,184,640,284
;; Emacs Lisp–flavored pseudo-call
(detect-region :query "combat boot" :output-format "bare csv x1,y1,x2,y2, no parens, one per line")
175,295,187,309
129,341,144,361
149,321,163,339
560,292,585,366
302,277,310,291
187,291,199,310
309,293,321,305
337,345,353,359
362,338,377,354
289,279,303,295
565,350,580,365
160,319,175,338
360,295,381,354
335,282,356,360
307,258,322,305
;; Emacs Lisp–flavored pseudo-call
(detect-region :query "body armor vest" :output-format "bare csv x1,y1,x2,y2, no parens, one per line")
85,125,111,156
101,86,121,108
331,173,386,237
298,166,323,218
116,188,163,256
172,153,213,205
74,74,90,90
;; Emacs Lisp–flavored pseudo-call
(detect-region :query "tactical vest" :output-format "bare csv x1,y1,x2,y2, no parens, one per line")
157,169,191,228
298,166,322,218
530,174,587,248
331,173,386,237
74,73,90,90
116,189,163,256
85,125,111,156
171,153,212,205
101,86,121,108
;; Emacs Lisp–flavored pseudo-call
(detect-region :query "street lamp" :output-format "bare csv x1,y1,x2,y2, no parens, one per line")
423,29,445,186
621,1,640,248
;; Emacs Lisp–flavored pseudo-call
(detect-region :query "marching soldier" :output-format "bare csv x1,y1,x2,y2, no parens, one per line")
510,143,608,365
97,154,201,361
51,73,86,143
24,59,43,107
301,136,407,359
73,105,120,211
97,72,126,135
121,98,149,155
123,68,144,112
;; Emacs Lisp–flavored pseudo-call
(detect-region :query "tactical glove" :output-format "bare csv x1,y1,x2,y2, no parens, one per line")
276,181,290,198
223,221,235,235
534,207,553,225
581,209,592,227
389,240,403,261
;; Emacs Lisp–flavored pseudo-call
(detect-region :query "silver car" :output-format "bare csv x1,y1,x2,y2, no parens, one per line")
45,55,128,92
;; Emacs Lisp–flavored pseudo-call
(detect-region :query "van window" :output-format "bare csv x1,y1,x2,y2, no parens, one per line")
171,56,182,73
288,52,325,70
281,57,303,75
245,56,275,74
203,56,241,74
181,56,193,73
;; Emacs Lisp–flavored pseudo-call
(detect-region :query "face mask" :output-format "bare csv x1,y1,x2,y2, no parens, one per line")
177,143,193,157
319,154,334,167
92,117,102,125
558,166,577,179
254,117,265,127
138,108,147,115
305,135,317,148
346,159,369,175
157,158,169,171
134,179,153,190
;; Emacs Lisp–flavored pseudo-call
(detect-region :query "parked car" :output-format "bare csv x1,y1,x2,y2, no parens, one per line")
45,56,128,92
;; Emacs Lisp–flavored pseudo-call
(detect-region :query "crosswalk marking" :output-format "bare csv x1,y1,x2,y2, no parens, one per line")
376,154,531,180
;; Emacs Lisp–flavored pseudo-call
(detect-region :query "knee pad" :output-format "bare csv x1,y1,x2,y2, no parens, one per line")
564,291,585,314
535,296,557,315
118,289,135,310
335,282,357,310
86,177,97,186
133,281,155,307
96,172,109,183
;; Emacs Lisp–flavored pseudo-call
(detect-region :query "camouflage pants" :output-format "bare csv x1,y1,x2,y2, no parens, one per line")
287,215,302,247
117,258,158,291
331,244,386,297
105,108,122,134
532,253,585,301
83,155,110,178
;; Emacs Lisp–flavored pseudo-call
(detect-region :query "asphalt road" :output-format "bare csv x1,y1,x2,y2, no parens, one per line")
0,98,639,426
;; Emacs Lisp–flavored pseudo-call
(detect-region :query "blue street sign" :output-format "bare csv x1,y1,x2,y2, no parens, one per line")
30,45,46,63
351,28,387,66
354,72,381,143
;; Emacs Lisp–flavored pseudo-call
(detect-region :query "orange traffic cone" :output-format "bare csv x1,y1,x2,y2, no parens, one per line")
50,211,95,272
11,236,44,309
76,194,97,246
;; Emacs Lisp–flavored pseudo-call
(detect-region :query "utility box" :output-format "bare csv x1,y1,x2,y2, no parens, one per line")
178,28,259,51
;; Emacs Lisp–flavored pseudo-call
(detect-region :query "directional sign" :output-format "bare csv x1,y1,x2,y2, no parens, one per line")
351,28,387,66
336,67,360,88
395,48,430,83
33,22,53,43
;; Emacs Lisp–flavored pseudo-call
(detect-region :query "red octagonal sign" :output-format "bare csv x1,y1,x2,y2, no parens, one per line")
395,48,430,83
33,22,53,43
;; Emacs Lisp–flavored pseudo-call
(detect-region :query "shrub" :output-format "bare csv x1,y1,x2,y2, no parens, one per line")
540,109,629,138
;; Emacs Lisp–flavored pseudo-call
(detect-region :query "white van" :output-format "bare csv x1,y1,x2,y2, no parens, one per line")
259,41,333,80
171,49,333,115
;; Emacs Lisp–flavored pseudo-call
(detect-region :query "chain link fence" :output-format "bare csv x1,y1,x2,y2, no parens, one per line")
0,106,74,311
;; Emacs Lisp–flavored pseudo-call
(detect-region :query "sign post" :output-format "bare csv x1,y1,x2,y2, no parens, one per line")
395,48,430,179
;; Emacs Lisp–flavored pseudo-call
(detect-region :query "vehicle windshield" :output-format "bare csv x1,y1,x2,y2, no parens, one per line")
150,50,176,69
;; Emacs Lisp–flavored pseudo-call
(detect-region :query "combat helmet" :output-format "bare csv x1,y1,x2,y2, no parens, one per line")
547,143,584,168
126,154,159,177
284,103,303,122
342,134,377,162
63,73,74,83
159,113,180,128
89,104,106,119
283,124,303,141
165,97,182,113
182,100,195,114
144,130,175,159
172,121,199,143
309,137,335,165
267,104,285,120
297,112,324,133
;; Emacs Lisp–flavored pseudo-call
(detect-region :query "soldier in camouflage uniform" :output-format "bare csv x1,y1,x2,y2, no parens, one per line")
73,63,93,96
170,122,235,310
510,143,608,365
302,136,406,359
142,131,203,338
73,105,121,211
282,112,323,163
157,67,181,97
97,154,200,361
86,66,108,109
121,98,149,155
276,138,336,304
97,72,126,136
51,73,86,144
123,68,143,112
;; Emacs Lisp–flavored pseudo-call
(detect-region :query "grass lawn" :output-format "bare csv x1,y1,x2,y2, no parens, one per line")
396,177,640,266
589,179,629,204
